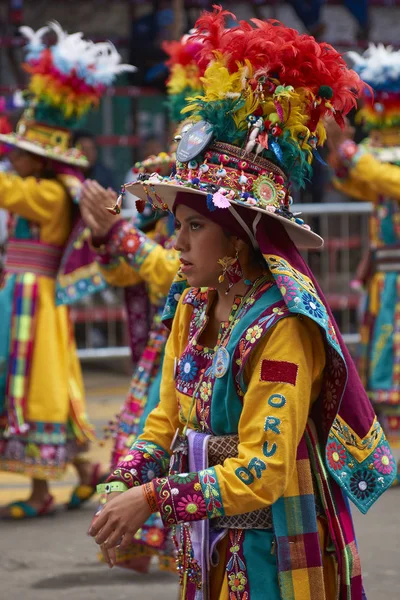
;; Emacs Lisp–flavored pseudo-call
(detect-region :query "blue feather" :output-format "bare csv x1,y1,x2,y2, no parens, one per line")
270,140,283,164
312,149,328,166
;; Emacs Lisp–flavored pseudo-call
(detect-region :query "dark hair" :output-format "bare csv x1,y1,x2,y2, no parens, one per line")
71,129,95,146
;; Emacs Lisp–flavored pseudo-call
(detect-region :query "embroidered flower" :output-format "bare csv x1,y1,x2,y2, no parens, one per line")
324,381,338,412
373,446,394,475
272,306,285,316
200,381,212,402
119,452,142,469
40,445,56,461
245,325,263,344
330,352,344,380
144,527,164,547
349,469,376,500
122,233,140,254
141,460,162,483
179,354,198,382
326,441,346,470
276,275,297,301
176,494,206,521
193,308,206,329
302,292,324,319
228,572,247,593
169,473,198,484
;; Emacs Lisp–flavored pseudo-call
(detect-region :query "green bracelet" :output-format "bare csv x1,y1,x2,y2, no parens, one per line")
97,481,128,495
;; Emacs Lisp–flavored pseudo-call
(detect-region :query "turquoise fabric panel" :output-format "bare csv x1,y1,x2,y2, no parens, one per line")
210,284,282,435
379,200,399,246
243,530,280,599
0,274,16,414
14,218,33,240
369,272,397,390
138,352,165,435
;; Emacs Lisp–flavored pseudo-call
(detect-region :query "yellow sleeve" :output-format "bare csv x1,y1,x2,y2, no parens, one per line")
95,219,179,295
151,315,326,524
0,172,67,223
332,175,377,203
216,316,325,515
333,153,400,203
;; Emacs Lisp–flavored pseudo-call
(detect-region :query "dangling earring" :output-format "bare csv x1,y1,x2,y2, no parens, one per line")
217,250,243,294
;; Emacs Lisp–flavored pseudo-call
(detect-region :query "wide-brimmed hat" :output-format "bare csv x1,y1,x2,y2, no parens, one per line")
126,136,323,249
125,7,363,250
0,22,135,167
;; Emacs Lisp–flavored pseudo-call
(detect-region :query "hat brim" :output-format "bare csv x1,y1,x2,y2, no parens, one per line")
0,133,89,168
126,181,324,250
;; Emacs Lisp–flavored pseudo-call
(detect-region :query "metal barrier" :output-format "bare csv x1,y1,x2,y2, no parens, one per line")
74,202,373,360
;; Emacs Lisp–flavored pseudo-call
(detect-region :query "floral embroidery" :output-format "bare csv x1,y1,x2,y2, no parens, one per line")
119,452,142,469
228,572,248,593
330,351,345,380
226,530,249,600
199,381,212,402
276,274,297,301
373,446,394,475
121,232,141,254
349,469,376,500
326,441,346,470
176,493,207,521
301,292,324,319
143,527,165,547
182,287,209,308
193,307,206,329
169,472,198,484
141,460,163,482
245,325,263,343
199,467,225,518
179,354,198,382
324,380,339,412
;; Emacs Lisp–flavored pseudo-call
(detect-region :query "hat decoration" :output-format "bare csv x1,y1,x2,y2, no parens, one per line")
126,7,364,249
162,30,205,123
0,98,12,157
348,44,400,130
0,22,136,167
132,152,175,176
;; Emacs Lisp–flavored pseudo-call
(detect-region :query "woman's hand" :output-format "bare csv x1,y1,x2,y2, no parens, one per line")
79,179,121,238
88,486,152,567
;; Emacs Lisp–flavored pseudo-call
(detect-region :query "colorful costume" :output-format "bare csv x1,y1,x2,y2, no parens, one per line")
0,23,133,483
103,9,395,599
95,30,205,571
333,44,400,448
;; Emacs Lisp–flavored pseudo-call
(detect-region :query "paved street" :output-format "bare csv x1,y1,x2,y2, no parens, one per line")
0,368,399,599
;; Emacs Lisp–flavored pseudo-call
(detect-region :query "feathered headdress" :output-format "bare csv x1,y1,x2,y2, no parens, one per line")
348,44,400,130
180,6,364,187
162,30,205,123
126,6,364,250
0,22,136,166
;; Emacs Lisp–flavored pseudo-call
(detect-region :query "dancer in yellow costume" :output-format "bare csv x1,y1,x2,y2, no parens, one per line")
0,22,134,518
328,45,400,457
90,9,395,599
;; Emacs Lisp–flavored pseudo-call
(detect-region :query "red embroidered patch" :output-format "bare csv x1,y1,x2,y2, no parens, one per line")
260,359,298,386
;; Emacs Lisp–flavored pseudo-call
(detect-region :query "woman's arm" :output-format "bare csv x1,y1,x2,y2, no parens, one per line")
95,218,180,294
0,172,67,222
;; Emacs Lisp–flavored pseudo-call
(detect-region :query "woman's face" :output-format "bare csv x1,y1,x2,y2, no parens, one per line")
9,148,44,178
174,203,235,288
